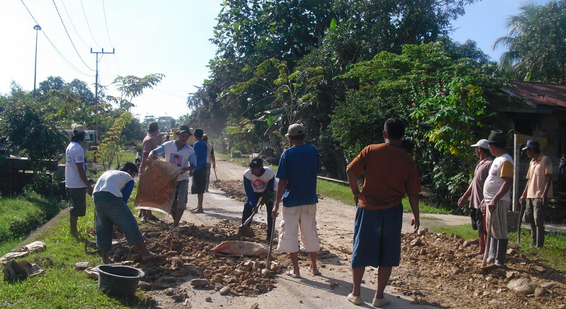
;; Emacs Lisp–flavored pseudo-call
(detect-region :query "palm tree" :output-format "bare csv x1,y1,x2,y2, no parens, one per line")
493,1,566,83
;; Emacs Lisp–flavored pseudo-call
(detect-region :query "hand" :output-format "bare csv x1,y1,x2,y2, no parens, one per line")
149,151,157,160
352,192,362,206
87,186,93,196
272,203,279,219
519,197,525,205
488,201,496,213
457,196,466,207
411,216,420,233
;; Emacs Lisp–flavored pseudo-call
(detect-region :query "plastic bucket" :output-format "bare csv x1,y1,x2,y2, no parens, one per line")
95,265,145,296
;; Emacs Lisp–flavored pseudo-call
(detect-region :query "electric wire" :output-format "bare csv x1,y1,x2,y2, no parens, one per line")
51,0,94,71
60,0,90,48
19,0,93,77
79,0,100,48
101,0,120,76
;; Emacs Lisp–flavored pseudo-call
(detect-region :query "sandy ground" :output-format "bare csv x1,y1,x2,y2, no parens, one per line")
147,157,470,309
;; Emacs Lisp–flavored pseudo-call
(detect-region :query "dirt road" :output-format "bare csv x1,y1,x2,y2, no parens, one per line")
147,157,470,309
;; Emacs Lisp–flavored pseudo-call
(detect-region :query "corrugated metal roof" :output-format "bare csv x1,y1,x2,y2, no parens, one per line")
504,81,566,108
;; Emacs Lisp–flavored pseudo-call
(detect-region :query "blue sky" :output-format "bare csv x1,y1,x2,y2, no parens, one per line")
0,0,552,121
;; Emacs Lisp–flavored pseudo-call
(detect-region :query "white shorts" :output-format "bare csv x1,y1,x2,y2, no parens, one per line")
276,204,320,253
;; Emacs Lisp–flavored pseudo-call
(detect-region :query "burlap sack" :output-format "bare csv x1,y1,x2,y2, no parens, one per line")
134,159,184,215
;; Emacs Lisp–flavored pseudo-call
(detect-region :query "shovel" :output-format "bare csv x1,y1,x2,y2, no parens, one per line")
266,217,276,266
237,198,264,237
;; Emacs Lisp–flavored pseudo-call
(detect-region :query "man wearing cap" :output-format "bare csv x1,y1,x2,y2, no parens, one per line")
458,139,493,258
65,124,93,238
272,123,321,278
242,157,275,241
346,118,420,306
483,129,513,267
149,125,197,227
519,140,553,248
139,121,160,222
202,134,216,192
190,128,207,213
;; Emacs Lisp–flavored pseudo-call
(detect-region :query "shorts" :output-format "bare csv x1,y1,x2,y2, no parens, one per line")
191,169,206,194
66,187,87,217
93,192,143,250
276,204,320,253
351,203,403,268
470,208,485,231
173,180,189,210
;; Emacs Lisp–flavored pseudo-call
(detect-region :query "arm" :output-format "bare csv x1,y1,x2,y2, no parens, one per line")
542,174,552,205
77,163,93,196
519,180,529,205
243,176,257,207
408,193,420,233
121,180,135,203
346,167,362,206
458,183,473,207
272,179,287,219
148,145,165,159
487,177,512,212
185,152,197,173
211,148,216,168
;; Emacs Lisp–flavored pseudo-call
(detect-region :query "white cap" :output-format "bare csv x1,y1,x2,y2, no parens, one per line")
471,139,489,149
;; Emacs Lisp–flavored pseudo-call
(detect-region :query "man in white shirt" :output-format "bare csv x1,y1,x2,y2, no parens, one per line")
65,124,93,238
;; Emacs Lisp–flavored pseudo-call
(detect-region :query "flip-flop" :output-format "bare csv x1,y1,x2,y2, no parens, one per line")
309,268,321,276
190,209,204,213
286,270,300,278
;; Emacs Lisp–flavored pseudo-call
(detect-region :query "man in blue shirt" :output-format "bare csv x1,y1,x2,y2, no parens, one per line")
272,124,320,278
191,129,207,213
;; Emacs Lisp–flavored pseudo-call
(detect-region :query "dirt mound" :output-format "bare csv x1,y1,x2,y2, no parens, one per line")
101,219,283,298
394,231,566,308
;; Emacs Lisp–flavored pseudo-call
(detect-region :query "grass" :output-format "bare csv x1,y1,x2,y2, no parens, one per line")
0,185,150,308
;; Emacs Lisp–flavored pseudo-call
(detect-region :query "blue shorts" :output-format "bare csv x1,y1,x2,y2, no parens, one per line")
93,192,143,250
351,203,403,268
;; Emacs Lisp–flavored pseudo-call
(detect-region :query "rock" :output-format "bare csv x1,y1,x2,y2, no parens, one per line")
542,282,557,289
75,262,89,270
187,266,204,277
190,278,210,288
329,282,338,289
534,287,547,298
84,267,98,279
463,239,478,247
205,296,212,302
138,281,152,291
488,299,507,308
417,227,428,236
250,302,259,309
507,278,537,295
219,286,231,295
410,238,423,247
164,288,175,295
261,268,274,278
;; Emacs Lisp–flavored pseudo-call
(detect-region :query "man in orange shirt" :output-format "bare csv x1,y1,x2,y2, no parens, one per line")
519,140,553,248
346,118,420,307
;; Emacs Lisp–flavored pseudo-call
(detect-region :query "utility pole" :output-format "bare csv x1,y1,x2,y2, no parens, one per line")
90,48,115,145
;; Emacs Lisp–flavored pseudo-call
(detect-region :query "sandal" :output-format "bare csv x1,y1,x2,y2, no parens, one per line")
286,270,300,278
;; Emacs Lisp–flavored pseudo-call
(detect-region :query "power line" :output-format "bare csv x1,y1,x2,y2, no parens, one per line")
19,0,93,77
101,0,114,47
51,0,94,71
60,0,90,48
79,0,100,47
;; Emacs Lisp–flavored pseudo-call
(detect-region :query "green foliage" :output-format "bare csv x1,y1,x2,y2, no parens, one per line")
330,42,508,207
0,93,67,167
494,0,566,83
112,73,165,110
95,112,133,169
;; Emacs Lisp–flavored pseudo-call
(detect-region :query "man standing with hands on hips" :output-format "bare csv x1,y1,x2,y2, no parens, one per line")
272,124,321,278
